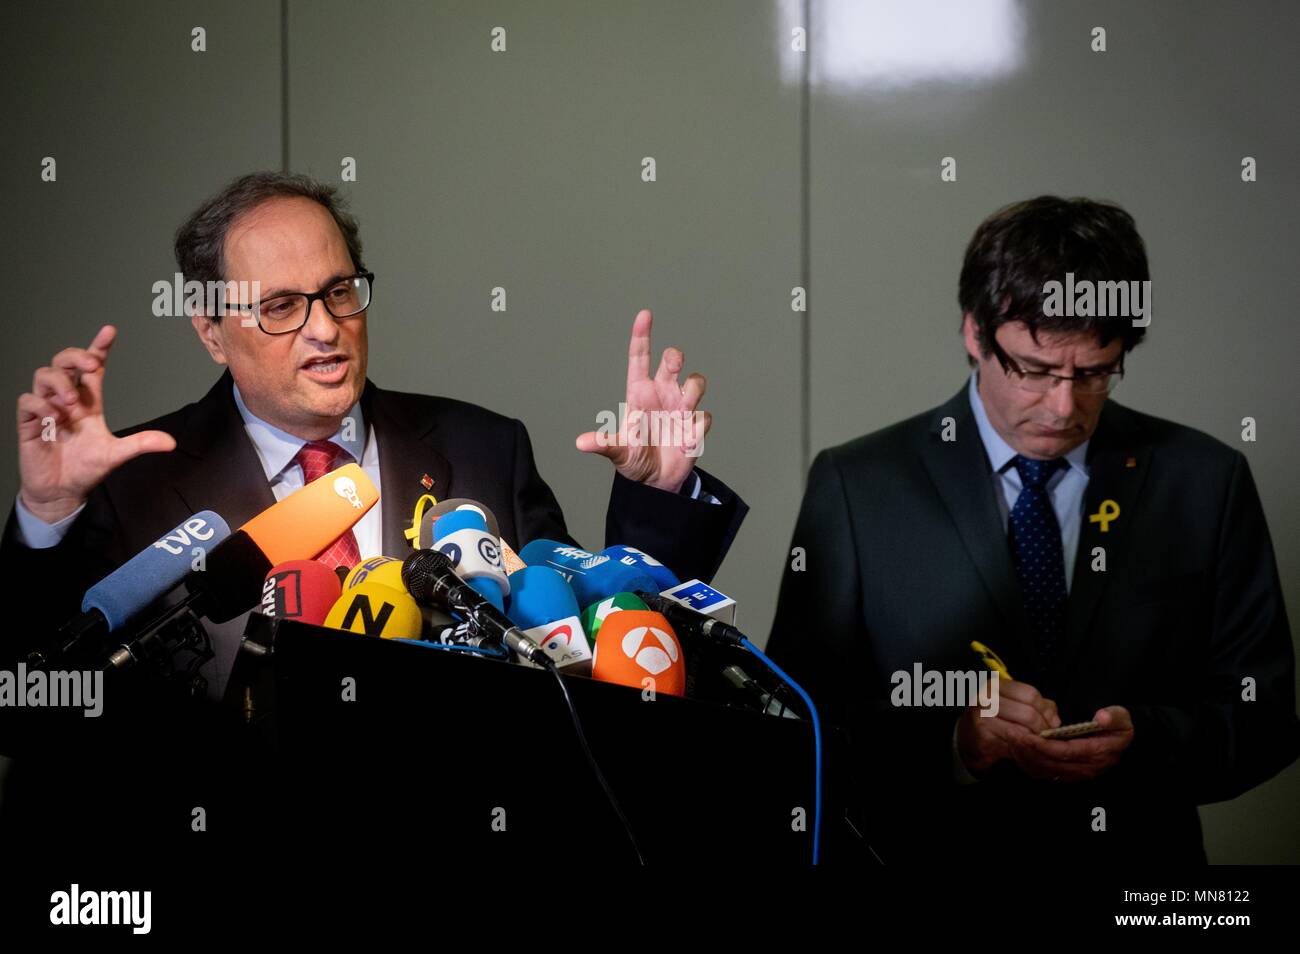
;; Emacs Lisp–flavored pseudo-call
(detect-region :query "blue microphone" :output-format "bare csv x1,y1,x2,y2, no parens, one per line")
505,565,591,670
432,508,507,612
31,511,231,668
599,545,680,592
517,539,657,609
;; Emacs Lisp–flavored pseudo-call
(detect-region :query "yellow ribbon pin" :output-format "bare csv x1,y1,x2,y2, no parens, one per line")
1089,499,1120,532
403,492,440,548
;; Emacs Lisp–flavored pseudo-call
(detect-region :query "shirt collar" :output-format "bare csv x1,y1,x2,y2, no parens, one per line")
231,382,366,482
967,368,1089,476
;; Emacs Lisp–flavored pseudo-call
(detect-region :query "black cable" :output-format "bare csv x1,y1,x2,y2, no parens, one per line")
548,665,646,865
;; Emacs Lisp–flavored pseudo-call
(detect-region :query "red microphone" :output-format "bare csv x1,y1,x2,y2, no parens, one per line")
259,559,342,626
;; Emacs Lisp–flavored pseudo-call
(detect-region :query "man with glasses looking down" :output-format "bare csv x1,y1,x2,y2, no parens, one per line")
766,196,1298,864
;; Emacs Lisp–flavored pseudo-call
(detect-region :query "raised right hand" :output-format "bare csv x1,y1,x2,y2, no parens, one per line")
16,325,176,524
956,677,1061,776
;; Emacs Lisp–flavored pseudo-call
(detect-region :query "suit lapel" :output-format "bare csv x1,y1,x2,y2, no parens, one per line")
171,370,277,528
363,382,453,556
1058,399,1150,673
919,386,1037,670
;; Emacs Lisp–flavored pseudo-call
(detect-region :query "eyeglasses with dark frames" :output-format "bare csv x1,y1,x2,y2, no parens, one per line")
222,272,375,335
988,335,1124,395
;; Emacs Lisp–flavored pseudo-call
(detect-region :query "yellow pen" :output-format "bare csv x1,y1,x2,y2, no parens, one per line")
969,640,1013,681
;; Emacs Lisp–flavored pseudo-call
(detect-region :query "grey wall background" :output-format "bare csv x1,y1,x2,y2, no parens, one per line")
2,0,1295,862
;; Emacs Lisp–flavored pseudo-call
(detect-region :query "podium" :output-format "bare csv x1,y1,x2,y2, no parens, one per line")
233,613,858,864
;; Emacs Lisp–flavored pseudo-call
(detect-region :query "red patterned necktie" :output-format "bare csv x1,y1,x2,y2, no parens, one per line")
292,439,362,571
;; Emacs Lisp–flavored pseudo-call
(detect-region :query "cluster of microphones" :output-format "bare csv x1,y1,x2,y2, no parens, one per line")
26,463,795,716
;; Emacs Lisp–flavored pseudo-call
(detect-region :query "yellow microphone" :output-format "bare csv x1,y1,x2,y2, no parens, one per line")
324,578,423,639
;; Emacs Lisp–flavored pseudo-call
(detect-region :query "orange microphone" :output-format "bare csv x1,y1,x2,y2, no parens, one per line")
240,463,378,566
592,609,686,697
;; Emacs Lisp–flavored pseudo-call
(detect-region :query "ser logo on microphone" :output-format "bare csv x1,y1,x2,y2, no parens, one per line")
477,537,500,567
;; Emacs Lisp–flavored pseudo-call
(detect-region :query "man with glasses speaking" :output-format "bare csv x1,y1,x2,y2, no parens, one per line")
1,172,747,698
766,197,1297,864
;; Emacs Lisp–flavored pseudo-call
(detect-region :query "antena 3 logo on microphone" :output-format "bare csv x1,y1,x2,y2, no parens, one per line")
593,610,685,696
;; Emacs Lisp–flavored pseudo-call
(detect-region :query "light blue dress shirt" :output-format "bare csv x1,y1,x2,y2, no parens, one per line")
230,384,385,559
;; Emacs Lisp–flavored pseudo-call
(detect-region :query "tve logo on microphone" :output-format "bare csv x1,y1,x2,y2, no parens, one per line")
150,515,221,555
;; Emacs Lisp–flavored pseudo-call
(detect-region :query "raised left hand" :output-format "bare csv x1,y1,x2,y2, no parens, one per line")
576,309,712,494
1008,705,1135,782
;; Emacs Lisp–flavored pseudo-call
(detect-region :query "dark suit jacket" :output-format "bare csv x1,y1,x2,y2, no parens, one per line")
0,370,747,701
766,384,1298,864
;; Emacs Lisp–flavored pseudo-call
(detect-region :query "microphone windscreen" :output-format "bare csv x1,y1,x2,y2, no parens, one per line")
600,545,680,591
517,540,657,608
324,580,423,639
190,530,274,623
260,559,341,625
81,511,231,631
506,566,581,630
240,463,378,566
592,610,685,697
432,508,509,599
342,555,406,592
417,498,501,548
579,591,648,642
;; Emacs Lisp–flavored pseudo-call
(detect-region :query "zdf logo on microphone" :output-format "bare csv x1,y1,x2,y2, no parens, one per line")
334,475,363,508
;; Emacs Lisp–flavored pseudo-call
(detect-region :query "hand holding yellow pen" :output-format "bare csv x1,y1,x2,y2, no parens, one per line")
969,640,1012,681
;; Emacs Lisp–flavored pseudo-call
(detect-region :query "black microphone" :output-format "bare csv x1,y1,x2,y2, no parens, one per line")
635,591,748,648
401,550,553,669
721,664,802,719
103,531,272,672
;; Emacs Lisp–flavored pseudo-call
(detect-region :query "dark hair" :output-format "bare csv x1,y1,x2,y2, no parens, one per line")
173,171,365,311
958,196,1149,364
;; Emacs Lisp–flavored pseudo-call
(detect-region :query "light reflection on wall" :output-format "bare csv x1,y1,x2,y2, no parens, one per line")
778,0,1027,91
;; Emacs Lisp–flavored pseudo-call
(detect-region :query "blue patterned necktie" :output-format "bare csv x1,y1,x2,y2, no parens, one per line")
1007,455,1069,668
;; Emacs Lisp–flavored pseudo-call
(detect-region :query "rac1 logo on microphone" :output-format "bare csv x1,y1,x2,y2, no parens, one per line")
261,570,302,618
151,517,218,555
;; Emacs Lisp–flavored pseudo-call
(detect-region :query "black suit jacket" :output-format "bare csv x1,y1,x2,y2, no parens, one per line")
766,384,1298,864
0,370,747,701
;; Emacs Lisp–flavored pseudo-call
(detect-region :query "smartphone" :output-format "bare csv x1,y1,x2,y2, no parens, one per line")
1039,720,1104,740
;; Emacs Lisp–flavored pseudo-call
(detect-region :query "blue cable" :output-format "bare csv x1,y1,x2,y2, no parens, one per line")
739,638,822,865
390,638,509,659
